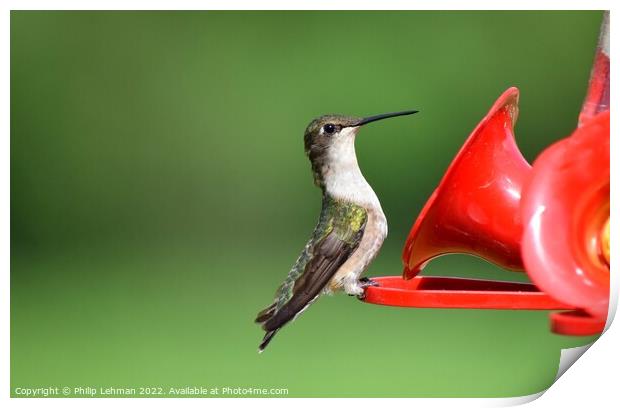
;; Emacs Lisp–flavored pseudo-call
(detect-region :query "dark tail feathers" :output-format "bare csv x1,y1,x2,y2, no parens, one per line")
255,302,279,352
255,302,277,324
258,329,279,353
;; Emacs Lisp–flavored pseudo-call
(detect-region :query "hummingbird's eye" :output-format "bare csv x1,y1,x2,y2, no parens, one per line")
323,124,336,134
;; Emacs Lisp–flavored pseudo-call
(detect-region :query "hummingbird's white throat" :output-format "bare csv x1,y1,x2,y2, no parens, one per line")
323,126,382,210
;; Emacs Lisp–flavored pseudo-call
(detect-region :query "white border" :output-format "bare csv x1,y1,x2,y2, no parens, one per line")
2,2,617,407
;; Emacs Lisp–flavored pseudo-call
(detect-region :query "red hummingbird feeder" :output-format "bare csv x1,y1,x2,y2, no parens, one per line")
362,13,610,337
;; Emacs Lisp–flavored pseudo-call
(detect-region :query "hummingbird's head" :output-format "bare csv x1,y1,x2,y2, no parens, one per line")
303,110,418,188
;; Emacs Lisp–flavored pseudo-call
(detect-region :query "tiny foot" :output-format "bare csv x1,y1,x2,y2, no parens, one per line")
354,278,379,300
358,277,380,288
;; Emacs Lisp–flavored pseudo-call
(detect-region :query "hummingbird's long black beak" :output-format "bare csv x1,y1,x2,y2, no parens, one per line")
353,110,418,127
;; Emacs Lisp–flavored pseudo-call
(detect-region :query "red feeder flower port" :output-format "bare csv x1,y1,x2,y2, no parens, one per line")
362,13,610,337
522,110,610,330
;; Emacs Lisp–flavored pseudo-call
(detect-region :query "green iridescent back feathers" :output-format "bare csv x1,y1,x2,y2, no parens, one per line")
255,194,367,326
278,195,366,309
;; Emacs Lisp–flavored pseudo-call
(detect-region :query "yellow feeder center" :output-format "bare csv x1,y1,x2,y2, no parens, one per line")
601,218,610,266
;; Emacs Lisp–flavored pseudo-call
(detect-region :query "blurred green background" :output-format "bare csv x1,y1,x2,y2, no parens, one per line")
11,11,603,397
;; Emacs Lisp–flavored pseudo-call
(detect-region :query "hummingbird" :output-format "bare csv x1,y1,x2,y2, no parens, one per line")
255,110,417,352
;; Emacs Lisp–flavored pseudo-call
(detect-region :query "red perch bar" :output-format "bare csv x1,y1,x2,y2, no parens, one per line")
362,276,572,310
